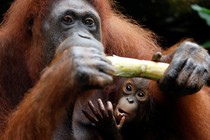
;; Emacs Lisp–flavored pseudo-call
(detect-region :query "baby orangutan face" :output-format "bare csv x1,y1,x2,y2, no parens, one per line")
114,78,150,123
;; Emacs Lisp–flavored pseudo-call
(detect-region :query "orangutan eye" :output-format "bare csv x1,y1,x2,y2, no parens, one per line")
125,84,132,92
137,91,145,97
123,83,134,95
84,17,95,27
136,91,147,101
63,15,74,25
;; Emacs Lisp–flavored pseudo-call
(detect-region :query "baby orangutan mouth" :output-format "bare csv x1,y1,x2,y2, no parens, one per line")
115,107,128,124
118,108,128,116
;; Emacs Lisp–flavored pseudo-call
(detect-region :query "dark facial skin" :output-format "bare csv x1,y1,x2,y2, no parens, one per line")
1,0,210,139
42,0,114,139
83,78,150,140
114,78,150,123
42,0,102,65
41,0,114,89
40,0,114,139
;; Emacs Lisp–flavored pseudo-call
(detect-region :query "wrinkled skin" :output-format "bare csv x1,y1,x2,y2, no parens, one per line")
0,0,210,139
83,78,151,140
157,41,210,97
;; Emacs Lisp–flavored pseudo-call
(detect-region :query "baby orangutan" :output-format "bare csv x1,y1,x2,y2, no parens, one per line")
83,78,154,140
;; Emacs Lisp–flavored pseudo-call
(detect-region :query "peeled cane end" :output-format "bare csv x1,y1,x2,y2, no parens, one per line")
106,55,169,80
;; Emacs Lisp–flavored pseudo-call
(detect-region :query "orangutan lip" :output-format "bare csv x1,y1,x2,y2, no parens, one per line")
118,108,128,115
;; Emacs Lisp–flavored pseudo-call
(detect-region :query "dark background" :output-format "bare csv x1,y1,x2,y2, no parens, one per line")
1,0,210,48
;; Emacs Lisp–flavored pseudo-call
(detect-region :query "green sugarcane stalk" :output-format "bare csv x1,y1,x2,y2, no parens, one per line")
106,55,169,80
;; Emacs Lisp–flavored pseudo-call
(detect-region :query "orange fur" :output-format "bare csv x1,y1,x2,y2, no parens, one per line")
0,0,210,140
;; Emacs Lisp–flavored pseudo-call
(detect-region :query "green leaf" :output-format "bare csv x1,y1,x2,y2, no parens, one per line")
198,12,210,26
191,4,210,14
191,4,210,26
202,41,210,49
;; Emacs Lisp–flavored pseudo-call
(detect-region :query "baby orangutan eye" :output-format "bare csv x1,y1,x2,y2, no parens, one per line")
126,84,132,91
136,91,147,101
123,83,134,95
137,91,145,97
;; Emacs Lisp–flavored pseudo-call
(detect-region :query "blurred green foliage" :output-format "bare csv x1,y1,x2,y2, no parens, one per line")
192,5,210,26
1,0,210,49
118,0,210,49
192,4,210,48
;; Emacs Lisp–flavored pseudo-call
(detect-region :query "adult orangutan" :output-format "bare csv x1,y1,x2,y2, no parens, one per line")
0,0,210,140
